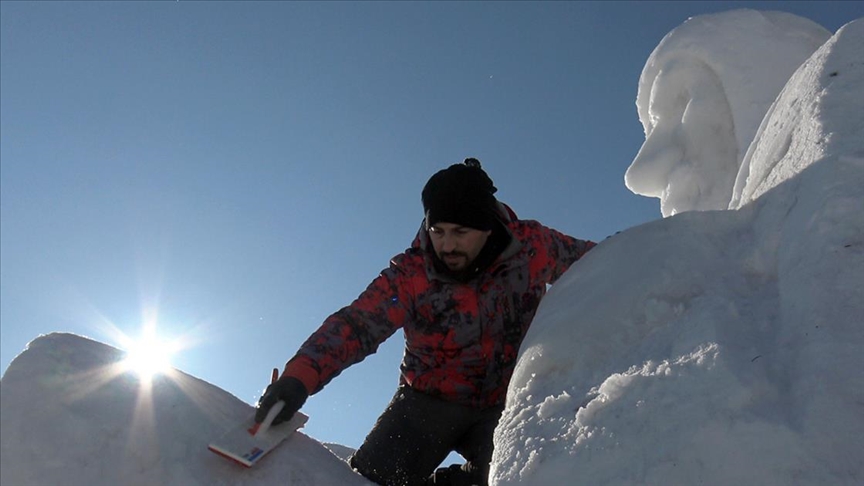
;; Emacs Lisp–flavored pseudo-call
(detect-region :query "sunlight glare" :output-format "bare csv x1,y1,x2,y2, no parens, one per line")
121,324,179,380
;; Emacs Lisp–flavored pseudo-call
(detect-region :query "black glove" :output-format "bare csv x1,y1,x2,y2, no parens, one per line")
255,375,309,425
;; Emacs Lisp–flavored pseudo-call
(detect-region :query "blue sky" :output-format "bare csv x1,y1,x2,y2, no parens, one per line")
2,1,861,452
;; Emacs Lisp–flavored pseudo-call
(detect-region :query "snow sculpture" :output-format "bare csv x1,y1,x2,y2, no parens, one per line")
493,15,863,486
625,9,830,216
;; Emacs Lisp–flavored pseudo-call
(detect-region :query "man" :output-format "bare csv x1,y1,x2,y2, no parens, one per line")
256,158,596,485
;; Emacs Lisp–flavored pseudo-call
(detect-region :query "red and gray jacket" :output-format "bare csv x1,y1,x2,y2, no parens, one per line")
283,204,596,408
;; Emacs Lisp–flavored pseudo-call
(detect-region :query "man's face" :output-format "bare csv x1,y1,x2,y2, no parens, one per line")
427,222,492,272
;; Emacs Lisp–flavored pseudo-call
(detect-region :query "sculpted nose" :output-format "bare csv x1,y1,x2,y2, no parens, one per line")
626,130,683,197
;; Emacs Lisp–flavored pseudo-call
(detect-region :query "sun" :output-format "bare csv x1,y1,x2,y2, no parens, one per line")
120,324,179,380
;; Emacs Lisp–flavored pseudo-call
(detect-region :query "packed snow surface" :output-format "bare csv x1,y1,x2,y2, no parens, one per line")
2,9,862,486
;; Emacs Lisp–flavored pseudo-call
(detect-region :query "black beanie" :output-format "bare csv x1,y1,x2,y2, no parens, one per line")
421,158,499,230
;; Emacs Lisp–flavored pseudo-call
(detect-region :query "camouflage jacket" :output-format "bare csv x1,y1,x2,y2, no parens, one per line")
284,204,596,408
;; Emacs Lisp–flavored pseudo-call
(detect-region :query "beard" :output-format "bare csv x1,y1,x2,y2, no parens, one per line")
438,251,472,271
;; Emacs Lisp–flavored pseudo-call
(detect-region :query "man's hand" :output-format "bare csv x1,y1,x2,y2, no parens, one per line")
255,375,309,425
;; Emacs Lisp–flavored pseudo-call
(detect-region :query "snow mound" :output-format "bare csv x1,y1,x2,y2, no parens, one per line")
0,332,373,486
731,18,864,207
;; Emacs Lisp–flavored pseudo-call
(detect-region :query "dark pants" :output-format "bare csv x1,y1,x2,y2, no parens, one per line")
349,386,504,486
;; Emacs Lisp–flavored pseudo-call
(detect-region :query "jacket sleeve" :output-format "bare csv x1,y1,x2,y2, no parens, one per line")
525,220,596,284
282,260,413,395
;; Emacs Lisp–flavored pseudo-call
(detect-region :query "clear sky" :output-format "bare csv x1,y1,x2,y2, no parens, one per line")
2,1,862,452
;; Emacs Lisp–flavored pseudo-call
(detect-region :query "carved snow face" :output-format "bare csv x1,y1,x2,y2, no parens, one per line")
626,57,737,217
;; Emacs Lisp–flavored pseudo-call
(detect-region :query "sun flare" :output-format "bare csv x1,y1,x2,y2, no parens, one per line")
121,325,179,380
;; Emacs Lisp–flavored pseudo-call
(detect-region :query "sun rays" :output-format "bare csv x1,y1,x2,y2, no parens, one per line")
118,323,181,382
